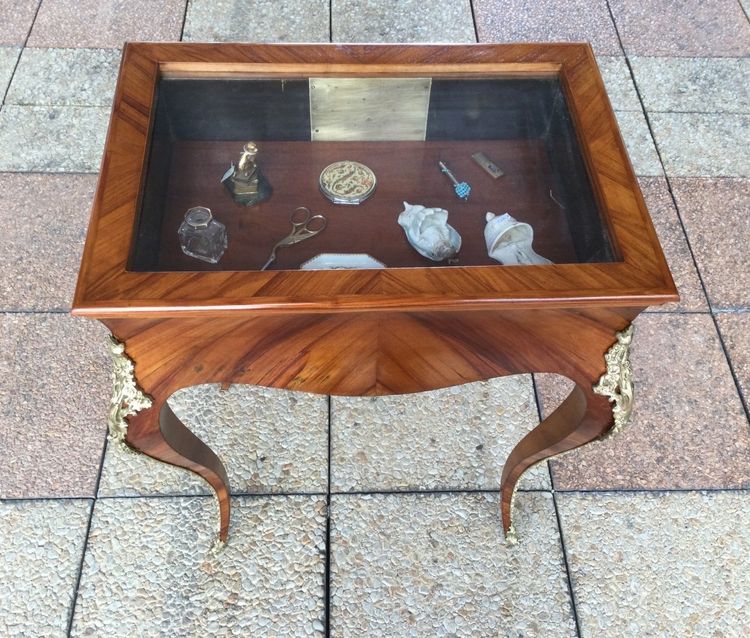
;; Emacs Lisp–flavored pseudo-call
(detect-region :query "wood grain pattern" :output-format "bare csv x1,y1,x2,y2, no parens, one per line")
73,43,679,543
104,304,636,541
73,42,676,317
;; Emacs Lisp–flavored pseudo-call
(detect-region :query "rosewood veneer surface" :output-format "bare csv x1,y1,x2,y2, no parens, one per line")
73,43,677,543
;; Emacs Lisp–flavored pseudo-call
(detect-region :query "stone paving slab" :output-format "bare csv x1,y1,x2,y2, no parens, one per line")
0,173,96,311
0,0,38,46
332,0,475,43
71,496,327,637
0,105,109,172
615,109,664,176
539,313,750,490
330,492,576,637
184,0,330,43
0,46,20,98
28,0,186,49
609,0,750,57
0,499,91,637
597,56,641,112
650,112,750,177
6,47,120,106
99,384,328,496
0,314,109,498
331,376,551,492
558,491,750,638
474,0,622,55
631,56,750,114
716,313,750,403
637,176,708,312
671,178,750,309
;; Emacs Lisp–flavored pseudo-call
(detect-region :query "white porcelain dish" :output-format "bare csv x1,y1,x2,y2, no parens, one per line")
300,253,386,270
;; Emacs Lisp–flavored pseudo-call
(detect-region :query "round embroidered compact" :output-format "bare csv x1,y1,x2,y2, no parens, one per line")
319,160,377,205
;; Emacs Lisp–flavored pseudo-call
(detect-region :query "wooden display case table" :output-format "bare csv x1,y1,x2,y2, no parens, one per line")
73,43,677,545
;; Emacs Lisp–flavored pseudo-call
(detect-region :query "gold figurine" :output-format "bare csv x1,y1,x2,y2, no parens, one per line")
222,141,272,206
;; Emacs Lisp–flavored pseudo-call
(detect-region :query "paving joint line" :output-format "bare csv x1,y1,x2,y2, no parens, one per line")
712,307,750,314
329,487,549,496
640,308,710,315
559,486,750,496
710,314,750,426
66,424,110,637
324,394,332,638
3,103,109,109
328,0,333,43
605,0,750,431
551,492,582,638
623,109,750,116
469,0,480,43
7,485,747,504
0,0,41,107
179,0,189,41
0,308,70,315
530,372,582,636
0,495,94,503
94,490,329,500
0,170,96,176
0,169,99,175
1,49,21,107
530,372,556,490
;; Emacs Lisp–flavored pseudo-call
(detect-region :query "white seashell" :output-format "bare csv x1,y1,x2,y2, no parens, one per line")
484,212,552,265
398,201,462,261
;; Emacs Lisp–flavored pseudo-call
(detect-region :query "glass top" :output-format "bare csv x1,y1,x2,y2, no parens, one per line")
129,75,616,272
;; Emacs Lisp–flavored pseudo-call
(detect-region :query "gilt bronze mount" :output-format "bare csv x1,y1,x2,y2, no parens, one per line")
106,335,152,445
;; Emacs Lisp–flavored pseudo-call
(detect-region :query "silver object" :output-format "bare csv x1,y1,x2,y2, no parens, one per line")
319,160,377,205
438,161,471,200
260,207,327,271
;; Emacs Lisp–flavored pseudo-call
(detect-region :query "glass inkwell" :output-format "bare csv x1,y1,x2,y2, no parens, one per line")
221,141,273,206
178,206,227,264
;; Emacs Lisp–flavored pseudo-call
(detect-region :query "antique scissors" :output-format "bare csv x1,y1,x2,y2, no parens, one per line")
260,207,327,270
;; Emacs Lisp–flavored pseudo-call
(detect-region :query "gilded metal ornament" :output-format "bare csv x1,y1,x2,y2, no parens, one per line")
505,498,519,546
210,538,226,555
107,335,153,444
593,325,634,439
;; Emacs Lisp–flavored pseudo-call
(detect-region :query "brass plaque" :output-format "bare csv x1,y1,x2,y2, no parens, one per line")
310,77,432,141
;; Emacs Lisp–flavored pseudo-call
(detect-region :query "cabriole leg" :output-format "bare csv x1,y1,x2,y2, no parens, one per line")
500,325,635,543
107,336,231,544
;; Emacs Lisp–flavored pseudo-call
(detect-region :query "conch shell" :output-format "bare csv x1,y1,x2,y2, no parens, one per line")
398,202,461,261
484,212,552,265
